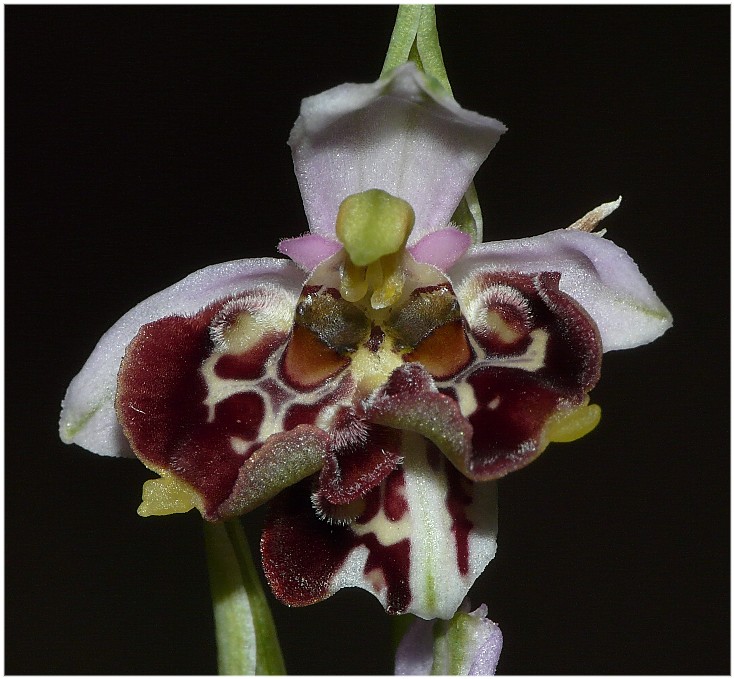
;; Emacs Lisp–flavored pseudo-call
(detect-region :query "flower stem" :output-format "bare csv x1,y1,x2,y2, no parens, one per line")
381,5,421,76
381,5,450,93
204,520,286,675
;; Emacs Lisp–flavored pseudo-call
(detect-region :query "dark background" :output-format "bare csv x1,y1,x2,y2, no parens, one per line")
6,6,729,675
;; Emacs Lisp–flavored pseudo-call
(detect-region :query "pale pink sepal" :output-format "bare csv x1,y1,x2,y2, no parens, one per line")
60,258,305,457
278,234,342,271
409,227,472,271
467,605,503,675
394,617,434,675
451,228,672,352
290,63,506,246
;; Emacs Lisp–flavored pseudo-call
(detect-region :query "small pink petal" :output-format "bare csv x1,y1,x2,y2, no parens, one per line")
409,227,472,271
278,234,342,271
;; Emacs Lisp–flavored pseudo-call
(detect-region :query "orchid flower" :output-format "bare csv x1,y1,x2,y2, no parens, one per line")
395,600,503,675
59,62,671,622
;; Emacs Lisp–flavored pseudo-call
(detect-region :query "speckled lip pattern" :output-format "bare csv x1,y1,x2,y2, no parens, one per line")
116,263,601,614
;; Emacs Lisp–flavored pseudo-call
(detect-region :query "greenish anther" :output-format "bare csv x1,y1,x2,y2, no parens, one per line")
335,189,415,266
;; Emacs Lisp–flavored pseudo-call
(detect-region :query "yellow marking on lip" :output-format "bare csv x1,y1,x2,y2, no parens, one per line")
485,309,523,343
352,482,411,547
486,328,548,372
455,382,478,417
223,312,261,352
230,436,251,455
349,336,403,395
365,568,387,592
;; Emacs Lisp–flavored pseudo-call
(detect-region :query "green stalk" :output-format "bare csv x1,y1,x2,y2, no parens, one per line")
204,520,286,675
381,5,422,76
381,5,449,91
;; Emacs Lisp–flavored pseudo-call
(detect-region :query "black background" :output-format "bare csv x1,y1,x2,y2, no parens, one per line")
6,6,729,675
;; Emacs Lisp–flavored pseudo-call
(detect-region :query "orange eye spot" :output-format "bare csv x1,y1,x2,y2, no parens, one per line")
404,321,471,380
282,324,350,390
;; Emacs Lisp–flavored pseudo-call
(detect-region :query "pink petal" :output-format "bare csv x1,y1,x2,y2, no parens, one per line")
408,227,472,271
278,234,342,271
467,611,503,675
